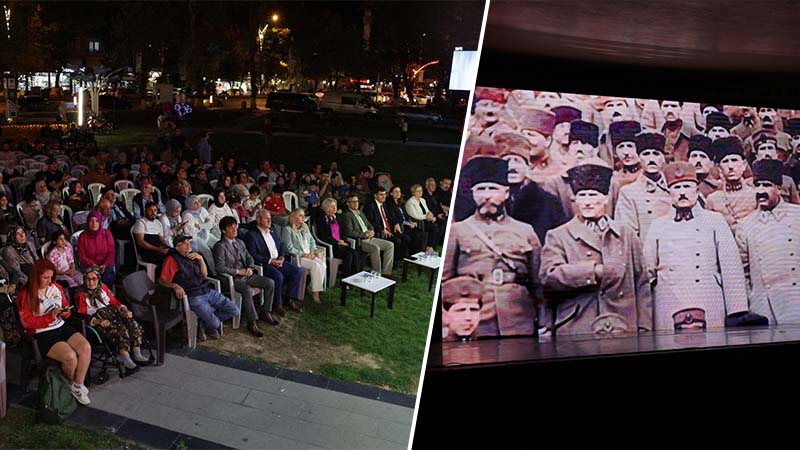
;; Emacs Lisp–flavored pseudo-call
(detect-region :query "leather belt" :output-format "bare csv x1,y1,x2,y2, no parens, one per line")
487,268,517,285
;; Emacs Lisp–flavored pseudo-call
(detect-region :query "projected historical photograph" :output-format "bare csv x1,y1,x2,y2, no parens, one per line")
443,87,800,340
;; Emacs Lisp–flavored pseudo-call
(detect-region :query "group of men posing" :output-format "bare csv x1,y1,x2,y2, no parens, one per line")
442,88,800,341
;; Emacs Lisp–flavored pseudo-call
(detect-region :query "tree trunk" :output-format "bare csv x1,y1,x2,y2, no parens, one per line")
54,69,62,88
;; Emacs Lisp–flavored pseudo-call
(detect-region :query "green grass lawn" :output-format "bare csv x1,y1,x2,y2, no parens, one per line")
96,120,455,394
0,406,146,450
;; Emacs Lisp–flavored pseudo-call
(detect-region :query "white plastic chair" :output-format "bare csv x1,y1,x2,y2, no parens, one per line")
130,164,140,172
130,227,157,281
19,158,36,170
216,265,265,329
87,183,105,206
210,179,218,189
282,191,299,212
197,194,214,209
32,155,49,163
59,204,73,234
24,169,39,181
29,162,46,172
119,188,141,216
114,180,135,192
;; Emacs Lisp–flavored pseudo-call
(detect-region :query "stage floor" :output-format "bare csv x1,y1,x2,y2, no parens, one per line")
430,325,800,369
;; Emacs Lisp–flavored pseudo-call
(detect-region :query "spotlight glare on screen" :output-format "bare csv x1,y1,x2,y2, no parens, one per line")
449,49,478,91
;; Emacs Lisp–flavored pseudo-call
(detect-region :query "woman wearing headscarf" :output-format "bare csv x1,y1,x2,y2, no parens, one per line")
74,267,149,370
160,199,189,247
181,194,217,248
77,211,116,287
1,226,38,285
207,189,238,241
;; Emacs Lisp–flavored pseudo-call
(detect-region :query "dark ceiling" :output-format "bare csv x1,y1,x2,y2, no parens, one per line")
485,0,800,73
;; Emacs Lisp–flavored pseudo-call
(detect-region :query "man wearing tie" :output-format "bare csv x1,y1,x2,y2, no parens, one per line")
341,194,395,275
364,187,410,263
243,209,304,317
213,216,278,337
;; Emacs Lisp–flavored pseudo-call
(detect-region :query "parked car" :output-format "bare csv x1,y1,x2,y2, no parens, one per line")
266,92,319,113
394,106,443,125
17,95,53,112
317,91,378,116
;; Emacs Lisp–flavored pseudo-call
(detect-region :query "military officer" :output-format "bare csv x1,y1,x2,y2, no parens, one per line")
744,107,792,158
659,100,691,162
469,88,506,136
607,120,643,215
731,106,758,142
736,159,800,325
704,111,733,141
443,156,542,337
441,275,484,342
540,163,652,336
705,136,757,232
594,96,636,165
517,108,561,183
687,135,718,204
548,105,582,168
644,161,749,331
783,118,800,186
614,132,672,240
752,133,800,204
542,120,601,218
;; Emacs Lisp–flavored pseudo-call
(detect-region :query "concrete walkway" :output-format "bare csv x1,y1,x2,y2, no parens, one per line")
86,354,413,449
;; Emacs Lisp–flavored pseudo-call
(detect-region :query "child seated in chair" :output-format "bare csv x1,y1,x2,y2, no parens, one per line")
74,266,149,370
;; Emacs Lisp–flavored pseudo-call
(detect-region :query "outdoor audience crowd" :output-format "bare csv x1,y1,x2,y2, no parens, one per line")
0,127,452,406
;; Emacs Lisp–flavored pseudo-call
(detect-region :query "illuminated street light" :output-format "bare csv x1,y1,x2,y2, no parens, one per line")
77,89,85,127
412,60,440,77
272,14,279,22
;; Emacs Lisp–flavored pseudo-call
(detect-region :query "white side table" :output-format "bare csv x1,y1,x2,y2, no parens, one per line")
340,271,397,318
402,252,442,291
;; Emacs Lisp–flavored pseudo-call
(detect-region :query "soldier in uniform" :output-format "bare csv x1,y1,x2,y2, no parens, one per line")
704,111,733,141
752,133,800,204
542,120,601,218
441,275,484,342
705,136,757,232
687,135,719,206
469,88,506,136
614,132,672,240
548,105,582,168
783,118,800,186
594,96,637,165
539,163,652,335
607,120,643,215
644,161,749,331
443,157,542,337
744,107,792,158
659,100,691,162
736,159,800,325
517,108,561,183
731,106,758,142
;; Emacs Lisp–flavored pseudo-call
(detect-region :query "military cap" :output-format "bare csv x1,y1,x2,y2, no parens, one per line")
591,313,629,335
752,159,784,185
493,132,531,162
753,132,781,152
592,96,628,111
699,103,722,114
673,308,706,330
609,120,641,149
687,135,712,156
474,87,506,104
664,161,698,186
464,156,509,187
708,136,744,163
567,163,613,195
441,276,483,310
724,311,769,327
550,105,582,125
463,133,498,159
785,118,800,138
705,112,733,131
568,120,599,147
516,108,556,136
635,132,666,154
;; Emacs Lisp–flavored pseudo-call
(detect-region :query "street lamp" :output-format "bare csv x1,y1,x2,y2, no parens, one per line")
272,14,279,22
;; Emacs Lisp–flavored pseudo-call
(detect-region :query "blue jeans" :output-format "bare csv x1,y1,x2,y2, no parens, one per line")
188,290,240,332
101,266,116,288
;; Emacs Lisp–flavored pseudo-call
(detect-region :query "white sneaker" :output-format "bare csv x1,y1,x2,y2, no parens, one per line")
71,385,91,405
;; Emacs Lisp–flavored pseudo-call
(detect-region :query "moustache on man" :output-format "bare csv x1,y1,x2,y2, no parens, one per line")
756,192,770,202
678,194,688,202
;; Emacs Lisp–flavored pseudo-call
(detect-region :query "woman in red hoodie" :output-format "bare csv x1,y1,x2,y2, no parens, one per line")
17,259,92,405
77,211,116,288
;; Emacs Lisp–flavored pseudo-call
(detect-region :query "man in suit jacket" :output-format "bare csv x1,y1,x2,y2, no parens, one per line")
244,209,304,315
341,194,395,275
213,216,277,337
363,187,410,262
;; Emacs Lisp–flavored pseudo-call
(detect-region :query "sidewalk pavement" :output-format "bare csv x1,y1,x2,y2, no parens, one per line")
85,353,414,449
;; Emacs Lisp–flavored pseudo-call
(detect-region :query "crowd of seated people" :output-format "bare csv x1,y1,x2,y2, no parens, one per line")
0,133,453,404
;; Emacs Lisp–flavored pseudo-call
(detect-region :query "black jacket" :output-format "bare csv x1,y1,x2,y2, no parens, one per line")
363,200,397,234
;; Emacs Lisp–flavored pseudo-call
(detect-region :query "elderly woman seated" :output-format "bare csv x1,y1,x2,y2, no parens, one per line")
2,226,39,286
75,266,149,370
281,208,326,303
182,194,218,248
